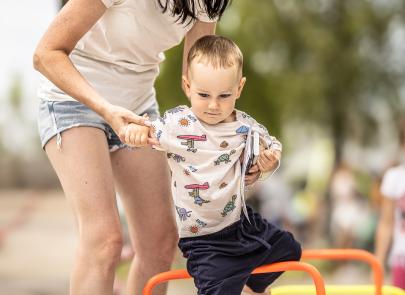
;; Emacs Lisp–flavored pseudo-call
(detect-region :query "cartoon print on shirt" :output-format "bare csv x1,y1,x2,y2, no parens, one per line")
188,165,197,172
178,117,191,127
189,225,200,235
221,195,237,217
184,182,210,206
159,117,166,125
183,169,191,176
177,134,207,153
167,152,185,163
196,219,207,227
188,218,208,235
219,182,228,189
236,125,249,134
167,106,185,114
156,130,162,140
241,112,252,119
176,206,192,221
214,149,236,165
187,114,197,122
220,141,229,148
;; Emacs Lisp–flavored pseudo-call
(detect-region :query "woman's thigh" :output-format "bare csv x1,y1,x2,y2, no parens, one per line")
110,147,177,253
45,127,121,240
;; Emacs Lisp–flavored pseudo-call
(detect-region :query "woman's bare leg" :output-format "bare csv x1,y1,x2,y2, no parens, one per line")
111,147,178,295
45,127,123,295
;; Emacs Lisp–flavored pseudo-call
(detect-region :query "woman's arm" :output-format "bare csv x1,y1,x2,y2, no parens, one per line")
375,196,395,268
33,0,111,116
182,21,216,91
33,0,149,139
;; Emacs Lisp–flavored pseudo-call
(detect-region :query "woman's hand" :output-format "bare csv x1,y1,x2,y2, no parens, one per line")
102,104,158,146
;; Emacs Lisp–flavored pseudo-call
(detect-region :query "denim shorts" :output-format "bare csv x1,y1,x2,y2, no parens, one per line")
178,206,302,294
37,99,160,151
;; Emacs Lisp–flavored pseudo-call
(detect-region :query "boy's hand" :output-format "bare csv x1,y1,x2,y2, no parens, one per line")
124,123,150,147
257,148,281,173
124,119,159,147
245,165,260,185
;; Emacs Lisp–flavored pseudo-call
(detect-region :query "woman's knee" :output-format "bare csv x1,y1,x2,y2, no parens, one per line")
138,230,178,264
80,231,124,266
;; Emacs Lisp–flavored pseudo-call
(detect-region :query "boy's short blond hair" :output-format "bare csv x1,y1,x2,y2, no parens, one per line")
187,35,243,76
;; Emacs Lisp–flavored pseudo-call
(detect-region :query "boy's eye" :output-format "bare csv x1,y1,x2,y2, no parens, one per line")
219,94,231,98
198,93,209,98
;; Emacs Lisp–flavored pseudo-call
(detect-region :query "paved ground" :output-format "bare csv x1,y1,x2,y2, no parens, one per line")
0,190,382,295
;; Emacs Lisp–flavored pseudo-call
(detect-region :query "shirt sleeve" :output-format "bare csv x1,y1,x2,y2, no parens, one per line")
150,112,171,152
250,120,282,181
253,122,282,152
99,0,114,8
380,167,403,199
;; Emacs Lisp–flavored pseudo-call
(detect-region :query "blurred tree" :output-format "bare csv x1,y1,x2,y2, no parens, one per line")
155,0,405,240
159,0,404,160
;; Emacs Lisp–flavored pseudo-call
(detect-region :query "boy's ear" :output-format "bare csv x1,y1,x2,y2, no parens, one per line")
236,77,246,99
182,75,191,98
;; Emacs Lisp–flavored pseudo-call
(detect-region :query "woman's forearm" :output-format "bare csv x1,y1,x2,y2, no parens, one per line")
182,21,216,80
33,49,111,118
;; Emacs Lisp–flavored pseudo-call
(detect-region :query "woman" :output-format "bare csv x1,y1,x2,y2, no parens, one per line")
33,1,238,294
375,117,405,290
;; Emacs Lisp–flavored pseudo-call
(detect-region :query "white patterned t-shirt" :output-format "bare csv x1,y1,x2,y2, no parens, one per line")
151,105,281,238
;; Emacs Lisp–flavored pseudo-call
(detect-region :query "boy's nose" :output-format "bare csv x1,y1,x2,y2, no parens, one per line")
208,99,219,110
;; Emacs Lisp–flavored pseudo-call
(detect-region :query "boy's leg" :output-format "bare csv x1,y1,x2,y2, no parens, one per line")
186,249,251,295
245,231,302,293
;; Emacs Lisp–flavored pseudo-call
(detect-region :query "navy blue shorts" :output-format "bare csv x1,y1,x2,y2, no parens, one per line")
178,207,302,295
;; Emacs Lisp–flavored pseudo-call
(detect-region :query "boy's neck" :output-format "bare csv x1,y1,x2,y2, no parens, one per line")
220,110,237,123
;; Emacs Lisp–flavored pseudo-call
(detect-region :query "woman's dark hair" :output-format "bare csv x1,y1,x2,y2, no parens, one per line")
157,0,230,24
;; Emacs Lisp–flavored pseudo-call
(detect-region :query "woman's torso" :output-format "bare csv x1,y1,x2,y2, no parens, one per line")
38,0,212,113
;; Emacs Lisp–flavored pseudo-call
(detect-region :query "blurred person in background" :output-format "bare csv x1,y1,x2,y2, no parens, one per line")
32,1,233,294
375,116,405,290
329,162,364,248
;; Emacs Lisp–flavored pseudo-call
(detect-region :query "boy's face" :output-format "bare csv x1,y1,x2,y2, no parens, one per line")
183,61,246,125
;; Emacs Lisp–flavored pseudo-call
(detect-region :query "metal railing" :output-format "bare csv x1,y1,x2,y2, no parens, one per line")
142,261,326,295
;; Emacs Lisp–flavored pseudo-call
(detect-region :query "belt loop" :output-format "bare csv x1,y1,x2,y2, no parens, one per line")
48,102,62,151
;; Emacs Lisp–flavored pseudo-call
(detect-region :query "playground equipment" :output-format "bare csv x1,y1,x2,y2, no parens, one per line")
142,261,326,295
141,248,405,295
302,249,384,295
272,285,405,295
